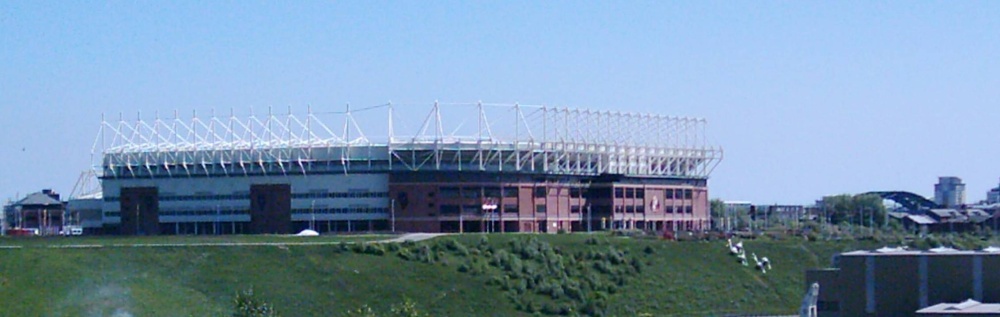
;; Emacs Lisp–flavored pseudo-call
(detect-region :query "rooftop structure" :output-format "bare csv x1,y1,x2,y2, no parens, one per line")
95,103,722,179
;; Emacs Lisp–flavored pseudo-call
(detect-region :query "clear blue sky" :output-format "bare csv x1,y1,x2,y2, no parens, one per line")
2,1,999,204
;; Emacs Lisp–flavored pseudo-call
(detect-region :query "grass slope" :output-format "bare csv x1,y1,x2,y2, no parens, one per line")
0,234,875,316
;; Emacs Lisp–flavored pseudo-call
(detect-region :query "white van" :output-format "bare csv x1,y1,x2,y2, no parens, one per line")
62,226,84,236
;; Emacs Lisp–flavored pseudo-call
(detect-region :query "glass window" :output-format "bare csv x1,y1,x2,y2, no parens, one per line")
502,187,519,198
536,204,546,213
684,189,693,200
440,187,460,198
440,205,460,215
484,187,501,198
503,204,518,213
625,188,635,198
534,187,547,198
665,189,675,199
462,187,481,199
636,189,645,199
570,188,581,198
614,188,624,198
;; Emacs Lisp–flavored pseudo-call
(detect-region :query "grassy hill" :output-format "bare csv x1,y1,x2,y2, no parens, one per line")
0,234,877,316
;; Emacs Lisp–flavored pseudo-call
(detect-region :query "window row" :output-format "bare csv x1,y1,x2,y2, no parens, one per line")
291,207,389,214
439,187,520,199
291,192,388,199
104,192,388,203
160,209,248,216
440,204,519,215
613,188,696,200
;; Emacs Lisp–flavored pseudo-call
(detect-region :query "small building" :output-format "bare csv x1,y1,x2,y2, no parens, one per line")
751,204,806,224
6,189,67,235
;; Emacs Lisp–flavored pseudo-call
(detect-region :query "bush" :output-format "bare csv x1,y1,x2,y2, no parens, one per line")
233,287,280,317
363,244,386,256
342,305,376,317
386,243,401,253
643,245,655,255
389,298,428,317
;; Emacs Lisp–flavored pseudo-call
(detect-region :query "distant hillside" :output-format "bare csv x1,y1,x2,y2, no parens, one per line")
0,235,877,316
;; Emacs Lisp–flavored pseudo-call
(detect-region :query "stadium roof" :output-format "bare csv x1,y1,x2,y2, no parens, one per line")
96,103,723,179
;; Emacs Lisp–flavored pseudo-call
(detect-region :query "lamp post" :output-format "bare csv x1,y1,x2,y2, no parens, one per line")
135,203,140,236
215,205,220,235
587,204,592,233
390,198,396,233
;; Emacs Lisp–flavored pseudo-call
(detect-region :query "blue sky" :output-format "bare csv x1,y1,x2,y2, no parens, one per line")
2,1,999,204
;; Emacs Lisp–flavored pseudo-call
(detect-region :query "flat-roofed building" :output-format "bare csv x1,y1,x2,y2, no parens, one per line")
806,246,1000,317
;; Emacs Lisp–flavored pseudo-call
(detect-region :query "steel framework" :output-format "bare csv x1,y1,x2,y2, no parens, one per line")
96,102,722,179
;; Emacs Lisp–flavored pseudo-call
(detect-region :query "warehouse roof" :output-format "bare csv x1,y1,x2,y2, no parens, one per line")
917,299,1000,315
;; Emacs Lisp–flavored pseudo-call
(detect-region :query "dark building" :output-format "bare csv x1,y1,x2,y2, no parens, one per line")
806,247,1000,317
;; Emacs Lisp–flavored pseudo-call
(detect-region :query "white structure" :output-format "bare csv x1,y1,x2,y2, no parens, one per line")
800,283,819,317
934,176,965,208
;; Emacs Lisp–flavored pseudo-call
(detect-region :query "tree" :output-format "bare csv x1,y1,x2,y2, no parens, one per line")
710,199,725,230
820,194,887,228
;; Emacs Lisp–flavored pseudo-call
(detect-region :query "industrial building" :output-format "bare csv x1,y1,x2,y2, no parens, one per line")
806,246,1000,317
93,103,722,235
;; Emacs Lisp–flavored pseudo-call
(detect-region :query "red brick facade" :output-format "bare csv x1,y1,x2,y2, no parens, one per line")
389,172,709,233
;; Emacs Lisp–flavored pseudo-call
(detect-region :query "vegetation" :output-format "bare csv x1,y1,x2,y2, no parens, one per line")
818,193,887,227
1,232,968,316
233,287,280,317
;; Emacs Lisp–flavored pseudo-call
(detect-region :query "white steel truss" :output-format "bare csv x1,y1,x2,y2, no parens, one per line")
96,102,722,179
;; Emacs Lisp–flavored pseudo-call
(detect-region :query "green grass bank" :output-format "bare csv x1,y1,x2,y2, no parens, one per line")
0,234,876,316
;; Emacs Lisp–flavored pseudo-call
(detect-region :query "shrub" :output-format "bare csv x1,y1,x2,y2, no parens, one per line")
233,287,280,317
342,305,376,317
386,243,401,253
389,298,428,317
363,244,386,256
643,245,655,255
397,248,413,261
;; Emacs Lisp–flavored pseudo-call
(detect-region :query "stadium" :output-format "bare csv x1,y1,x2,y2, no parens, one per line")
91,102,722,235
